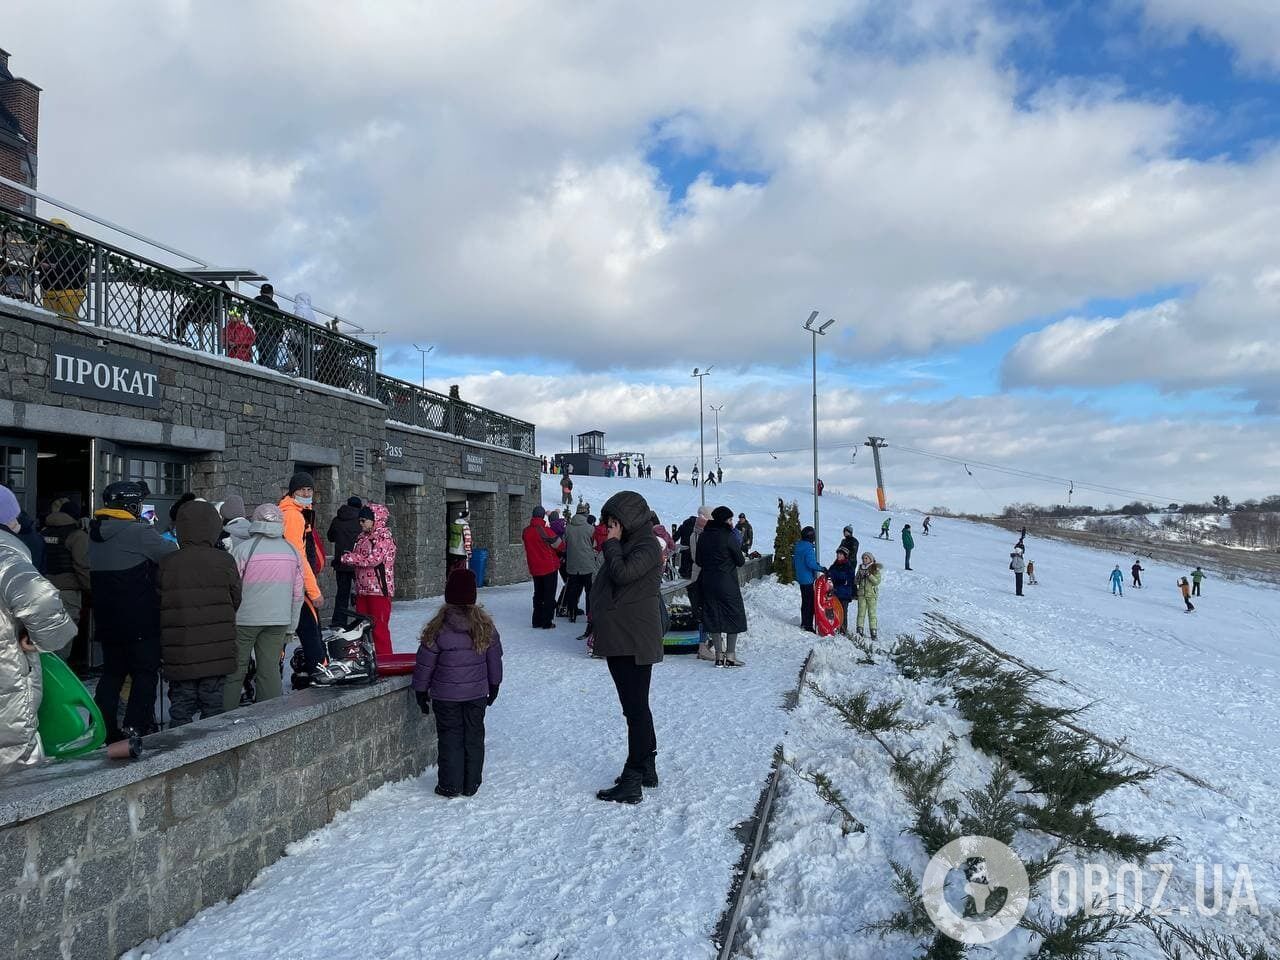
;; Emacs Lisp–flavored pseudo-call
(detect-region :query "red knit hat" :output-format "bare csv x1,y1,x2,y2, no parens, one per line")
445,568,477,606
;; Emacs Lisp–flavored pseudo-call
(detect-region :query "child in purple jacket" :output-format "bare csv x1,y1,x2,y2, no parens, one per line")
413,568,504,798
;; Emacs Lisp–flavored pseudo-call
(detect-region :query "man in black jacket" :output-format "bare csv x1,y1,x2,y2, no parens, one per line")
89,481,178,739
839,526,860,599
327,496,363,626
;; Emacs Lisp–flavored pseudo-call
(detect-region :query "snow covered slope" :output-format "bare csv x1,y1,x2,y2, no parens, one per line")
128,475,1279,957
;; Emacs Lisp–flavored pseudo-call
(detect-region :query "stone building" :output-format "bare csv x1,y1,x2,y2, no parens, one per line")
0,48,39,213
0,207,540,636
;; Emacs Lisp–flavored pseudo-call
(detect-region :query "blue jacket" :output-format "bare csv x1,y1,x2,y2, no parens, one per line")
1109,568,1123,585
827,559,856,602
793,540,823,585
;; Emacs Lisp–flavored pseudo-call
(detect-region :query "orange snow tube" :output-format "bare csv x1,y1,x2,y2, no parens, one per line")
814,574,843,637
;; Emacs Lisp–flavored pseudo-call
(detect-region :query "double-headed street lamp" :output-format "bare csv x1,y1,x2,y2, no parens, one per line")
692,366,713,506
803,311,835,553
709,403,724,473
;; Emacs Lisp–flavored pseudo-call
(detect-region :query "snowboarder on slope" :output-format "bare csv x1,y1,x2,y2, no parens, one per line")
1190,566,1206,596
1110,565,1124,597
1178,576,1195,612
1131,561,1144,589
922,516,931,535
879,518,892,540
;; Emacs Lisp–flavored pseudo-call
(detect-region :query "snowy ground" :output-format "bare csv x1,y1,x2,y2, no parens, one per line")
129,474,1279,957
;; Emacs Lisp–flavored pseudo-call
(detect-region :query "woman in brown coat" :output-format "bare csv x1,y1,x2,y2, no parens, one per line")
158,500,241,726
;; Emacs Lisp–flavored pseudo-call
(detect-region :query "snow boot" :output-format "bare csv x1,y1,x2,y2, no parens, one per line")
613,753,658,789
598,766,644,803
870,629,878,641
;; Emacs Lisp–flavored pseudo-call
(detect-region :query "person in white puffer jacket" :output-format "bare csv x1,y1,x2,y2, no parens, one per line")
0,484,77,775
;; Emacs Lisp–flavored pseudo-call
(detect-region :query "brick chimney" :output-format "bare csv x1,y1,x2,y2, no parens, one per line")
0,77,40,151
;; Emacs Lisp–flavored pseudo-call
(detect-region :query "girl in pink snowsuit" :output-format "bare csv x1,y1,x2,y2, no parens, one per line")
341,503,397,660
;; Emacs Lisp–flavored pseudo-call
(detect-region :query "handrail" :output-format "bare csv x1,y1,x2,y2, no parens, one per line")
0,205,378,396
0,204,536,454
377,372,536,455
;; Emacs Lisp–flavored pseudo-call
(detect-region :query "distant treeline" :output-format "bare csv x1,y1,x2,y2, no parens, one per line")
997,494,1280,518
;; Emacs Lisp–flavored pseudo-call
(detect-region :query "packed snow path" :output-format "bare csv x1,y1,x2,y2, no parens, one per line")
132,475,1280,957
129,580,811,960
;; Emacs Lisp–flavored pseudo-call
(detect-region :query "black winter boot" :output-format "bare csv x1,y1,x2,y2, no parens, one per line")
598,765,644,803
615,752,658,788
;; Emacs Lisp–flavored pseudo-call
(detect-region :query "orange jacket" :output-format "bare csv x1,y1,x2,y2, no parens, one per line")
1178,580,1191,598
279,495,321,602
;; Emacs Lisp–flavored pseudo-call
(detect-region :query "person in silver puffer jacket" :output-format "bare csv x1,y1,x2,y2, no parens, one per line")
0,484,77,776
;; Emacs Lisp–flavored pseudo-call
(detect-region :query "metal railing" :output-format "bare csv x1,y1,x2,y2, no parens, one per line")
377,373,536,454
0,206,377,396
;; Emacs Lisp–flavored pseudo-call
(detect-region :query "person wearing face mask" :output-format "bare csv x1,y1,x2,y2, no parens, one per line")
278,472,326,683
0,484,78,774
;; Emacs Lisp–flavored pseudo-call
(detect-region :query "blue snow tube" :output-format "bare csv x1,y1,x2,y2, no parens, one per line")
469,548,490,587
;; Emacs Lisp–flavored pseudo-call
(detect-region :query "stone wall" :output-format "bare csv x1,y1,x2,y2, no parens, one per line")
0,678,432,960
387,423,540,599
0,300,540,601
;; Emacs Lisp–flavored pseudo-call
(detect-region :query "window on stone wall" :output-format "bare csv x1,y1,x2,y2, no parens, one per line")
508,494,523,543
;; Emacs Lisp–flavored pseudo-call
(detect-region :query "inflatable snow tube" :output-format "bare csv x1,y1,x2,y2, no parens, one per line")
814,574,843,637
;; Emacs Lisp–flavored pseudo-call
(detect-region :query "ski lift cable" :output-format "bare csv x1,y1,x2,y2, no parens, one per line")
891,443,1190,505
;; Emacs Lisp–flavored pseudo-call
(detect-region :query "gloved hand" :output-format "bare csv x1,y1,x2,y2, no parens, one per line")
486,684,500,706
415,690,431,716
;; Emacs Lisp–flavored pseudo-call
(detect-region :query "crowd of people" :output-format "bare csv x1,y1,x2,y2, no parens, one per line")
0,471,404,773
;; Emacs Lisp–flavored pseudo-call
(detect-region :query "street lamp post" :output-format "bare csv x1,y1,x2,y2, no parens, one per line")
412,343,435,388
802,311,835,553
709,403,724,477
691,366,713,506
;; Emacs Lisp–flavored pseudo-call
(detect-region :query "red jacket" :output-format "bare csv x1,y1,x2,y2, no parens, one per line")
522,517,563,576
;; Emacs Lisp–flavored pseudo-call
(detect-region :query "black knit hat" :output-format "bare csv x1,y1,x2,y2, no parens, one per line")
445,568,477,606
358,506,376,522
288,472,315,495
711,506,734,523
346,496,363,509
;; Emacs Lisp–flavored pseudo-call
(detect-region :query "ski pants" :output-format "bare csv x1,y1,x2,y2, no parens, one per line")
564,573,592,620
93,614,161,737
532,572,559,627
331,570,355,626
1112,582,1122,596
433,697,488,795
169,676,225,728
1132,575,1141,588
1192,581,1201,596
296,602,325,672
799,582,815,631
1184,596,1195,612
607,656,656,768
356,594,393,660
904,548,912,570
856,594,878,635
224,624,289,710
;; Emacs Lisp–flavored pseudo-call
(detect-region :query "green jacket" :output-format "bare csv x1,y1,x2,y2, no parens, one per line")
1191,569,1206,584
902,529,914,550
855,562,882,604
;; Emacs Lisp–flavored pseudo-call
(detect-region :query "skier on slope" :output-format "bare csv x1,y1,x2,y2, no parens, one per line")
1178,576,1196,612
1131,560,1144,588
1110,565,1124,597
922,516,931,535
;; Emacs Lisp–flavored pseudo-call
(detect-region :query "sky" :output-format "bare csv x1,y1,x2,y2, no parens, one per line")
7,0,1280,513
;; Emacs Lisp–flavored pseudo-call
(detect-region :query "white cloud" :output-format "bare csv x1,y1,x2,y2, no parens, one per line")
1140,0,1280,70
1001,273,1280,410
442,369,1280,512
10,0,1280,375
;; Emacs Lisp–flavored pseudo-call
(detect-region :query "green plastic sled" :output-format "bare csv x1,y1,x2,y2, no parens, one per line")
37,652,107,759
